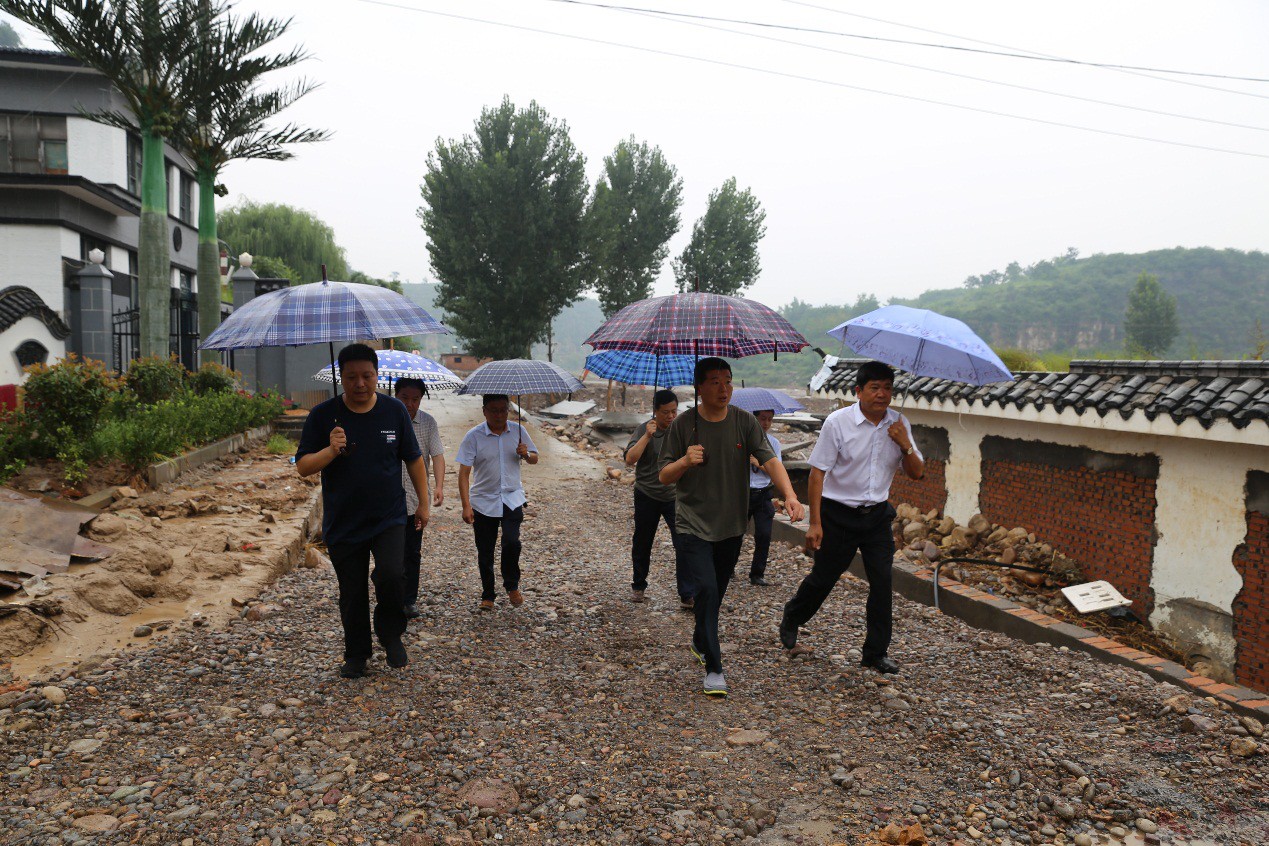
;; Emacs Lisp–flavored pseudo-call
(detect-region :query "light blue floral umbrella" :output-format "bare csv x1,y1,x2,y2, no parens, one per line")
827,305,1013,385
313,350,464,393
584,350,696,388
730,387,804,415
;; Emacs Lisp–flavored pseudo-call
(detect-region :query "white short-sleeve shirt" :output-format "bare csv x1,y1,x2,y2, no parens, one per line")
808,404,920,507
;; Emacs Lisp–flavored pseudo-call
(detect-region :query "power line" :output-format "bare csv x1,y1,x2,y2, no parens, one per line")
542,0,1269,85
355,0,1269,161
779,0,1269,102
607,4,1269,134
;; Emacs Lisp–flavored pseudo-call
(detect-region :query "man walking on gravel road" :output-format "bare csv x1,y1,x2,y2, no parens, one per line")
624,388,693,607
296,344,430,680
779,360,924,674
659,358,804,698
457,395,538,611
394,378,446,620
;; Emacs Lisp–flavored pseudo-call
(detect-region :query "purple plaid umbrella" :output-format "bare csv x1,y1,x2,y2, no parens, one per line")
583,292,808,358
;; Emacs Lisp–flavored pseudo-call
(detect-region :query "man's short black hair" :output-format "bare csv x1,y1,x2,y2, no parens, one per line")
693,357,731,387
482,394,509,407
337,343,378,371
652,389,678,410
855,360,896,392
394,378,427,398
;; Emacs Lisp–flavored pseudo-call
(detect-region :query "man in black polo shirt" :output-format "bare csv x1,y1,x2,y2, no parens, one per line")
297,343,429,679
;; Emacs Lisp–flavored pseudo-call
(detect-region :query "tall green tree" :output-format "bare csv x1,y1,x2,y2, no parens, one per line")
0,18,23,45
179,3,327,361
1,0,214,358
672,177,767,295
1124,271,1179,356
419,97,588,359
217,200,349,284
585,136,682,317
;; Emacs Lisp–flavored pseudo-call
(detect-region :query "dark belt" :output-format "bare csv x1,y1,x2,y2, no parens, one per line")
832,500,886,516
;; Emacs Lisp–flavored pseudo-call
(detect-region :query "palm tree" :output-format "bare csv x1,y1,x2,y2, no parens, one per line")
0,0,213,358
179,4,327,357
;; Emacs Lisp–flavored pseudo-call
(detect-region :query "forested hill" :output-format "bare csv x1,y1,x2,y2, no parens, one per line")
894,247,1269,357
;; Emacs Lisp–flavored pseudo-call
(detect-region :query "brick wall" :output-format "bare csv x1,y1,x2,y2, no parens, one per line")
888,423,949,514
978,436,1159,619
1233,471,1269,692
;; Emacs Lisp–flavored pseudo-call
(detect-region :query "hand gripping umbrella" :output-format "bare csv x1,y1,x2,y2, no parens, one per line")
457,359,585,446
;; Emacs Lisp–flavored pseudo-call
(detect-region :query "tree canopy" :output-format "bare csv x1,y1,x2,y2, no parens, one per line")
419,97,589,359
0,18,23,46
217,200,349,284
1124,271,1179,356
672,177,767,295
586,136,682,317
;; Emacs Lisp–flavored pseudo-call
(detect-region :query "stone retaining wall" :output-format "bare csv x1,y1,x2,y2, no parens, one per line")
1233,471,1269,692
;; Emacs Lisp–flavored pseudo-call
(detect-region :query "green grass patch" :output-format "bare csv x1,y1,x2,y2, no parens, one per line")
265,433,296,455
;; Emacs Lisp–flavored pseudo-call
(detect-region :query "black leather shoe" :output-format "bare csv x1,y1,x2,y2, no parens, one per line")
384,638,409,669
861,656,900,674
339,658,367,679
778,619,798,650
749,577,772,587
403,604,420,619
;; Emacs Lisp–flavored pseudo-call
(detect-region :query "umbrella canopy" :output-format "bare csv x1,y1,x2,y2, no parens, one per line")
584,292,808,358
457,359,584,396
827,305,1013,385
584,350,696,388
313,350,464,393
730,387,805,415
201,280,449,350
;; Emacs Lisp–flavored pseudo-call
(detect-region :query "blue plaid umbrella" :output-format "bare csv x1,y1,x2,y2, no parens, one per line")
730,387,804,415
313,350,464,393
458,359,584,396
584,350,696,388
201,280,448,350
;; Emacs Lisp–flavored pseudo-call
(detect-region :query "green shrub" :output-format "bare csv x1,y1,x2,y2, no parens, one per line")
265,433,295,455
125,355,187,404
991,347,1044,373
0,409,34,483
22,355,118,452
187,361,240,395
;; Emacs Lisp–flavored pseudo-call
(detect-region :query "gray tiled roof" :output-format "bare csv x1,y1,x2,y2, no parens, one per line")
817,359,1269,429
0,286,71,339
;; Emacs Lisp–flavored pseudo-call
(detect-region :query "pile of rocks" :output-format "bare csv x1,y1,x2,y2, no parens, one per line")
537,420,628,468
892,504,1085,615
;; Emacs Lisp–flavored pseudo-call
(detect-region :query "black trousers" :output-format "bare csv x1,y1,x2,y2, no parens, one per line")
328,524,407,662
677,532,744,674
747,485,775,579
630,488,690,598
402,522,424,606
783,499,896,662
472,505,523,600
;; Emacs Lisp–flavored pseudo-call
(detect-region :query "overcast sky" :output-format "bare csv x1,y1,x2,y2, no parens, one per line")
12,0,1269,307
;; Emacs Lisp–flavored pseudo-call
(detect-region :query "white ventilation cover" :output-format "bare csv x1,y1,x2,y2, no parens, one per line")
1061,580,1132,614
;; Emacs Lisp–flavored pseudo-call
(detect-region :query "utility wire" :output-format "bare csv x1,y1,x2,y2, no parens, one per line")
609,4,1269,133
356,0,1269,160
541,0,1269,84
779,0,1269,102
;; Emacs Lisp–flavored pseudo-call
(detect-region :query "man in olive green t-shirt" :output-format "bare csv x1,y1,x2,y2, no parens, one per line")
659,357,805,698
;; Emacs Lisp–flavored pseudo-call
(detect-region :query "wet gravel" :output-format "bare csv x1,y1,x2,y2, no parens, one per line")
2,448,1268,845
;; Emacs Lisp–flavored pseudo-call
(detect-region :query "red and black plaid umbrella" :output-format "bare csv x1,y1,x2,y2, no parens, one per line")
584,292,808,358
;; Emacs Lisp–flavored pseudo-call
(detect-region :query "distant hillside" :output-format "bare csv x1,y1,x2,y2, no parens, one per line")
894,247,1269,357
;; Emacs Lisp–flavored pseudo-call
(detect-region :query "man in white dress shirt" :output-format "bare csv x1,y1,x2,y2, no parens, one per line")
457,395,538,611
779,361,924,674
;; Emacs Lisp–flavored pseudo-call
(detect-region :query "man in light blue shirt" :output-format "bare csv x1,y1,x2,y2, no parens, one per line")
746,409,783,586
457,394,539,611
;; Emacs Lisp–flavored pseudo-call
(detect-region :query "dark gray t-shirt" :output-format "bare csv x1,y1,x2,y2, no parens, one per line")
625,422,675,502
659,406,776,542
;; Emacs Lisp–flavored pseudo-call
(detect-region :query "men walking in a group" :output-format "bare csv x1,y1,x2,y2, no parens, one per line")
746,408,782,587
779,360,924,674
296,343,429,679
457,395,538,610
624,389,692,607
660,358,804,698
394,378,445,619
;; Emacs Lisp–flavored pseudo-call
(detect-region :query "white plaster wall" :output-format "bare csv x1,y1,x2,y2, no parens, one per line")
109,245,129,272
0,317,65,384
66,118,126,185
0,225,68,315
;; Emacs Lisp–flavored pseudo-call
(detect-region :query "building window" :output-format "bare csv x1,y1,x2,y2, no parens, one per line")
179,171,193,223
15,340,49,368
0,114,68,174
126,133,142,195
80,236,111,265
179,270,194,293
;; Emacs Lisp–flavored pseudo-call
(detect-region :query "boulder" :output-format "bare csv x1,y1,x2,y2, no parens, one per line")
456,778,519,814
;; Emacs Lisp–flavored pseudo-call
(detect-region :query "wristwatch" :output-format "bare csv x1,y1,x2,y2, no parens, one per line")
902,446,915,456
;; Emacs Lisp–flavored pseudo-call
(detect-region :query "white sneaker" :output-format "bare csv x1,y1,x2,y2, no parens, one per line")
703,672,728,697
